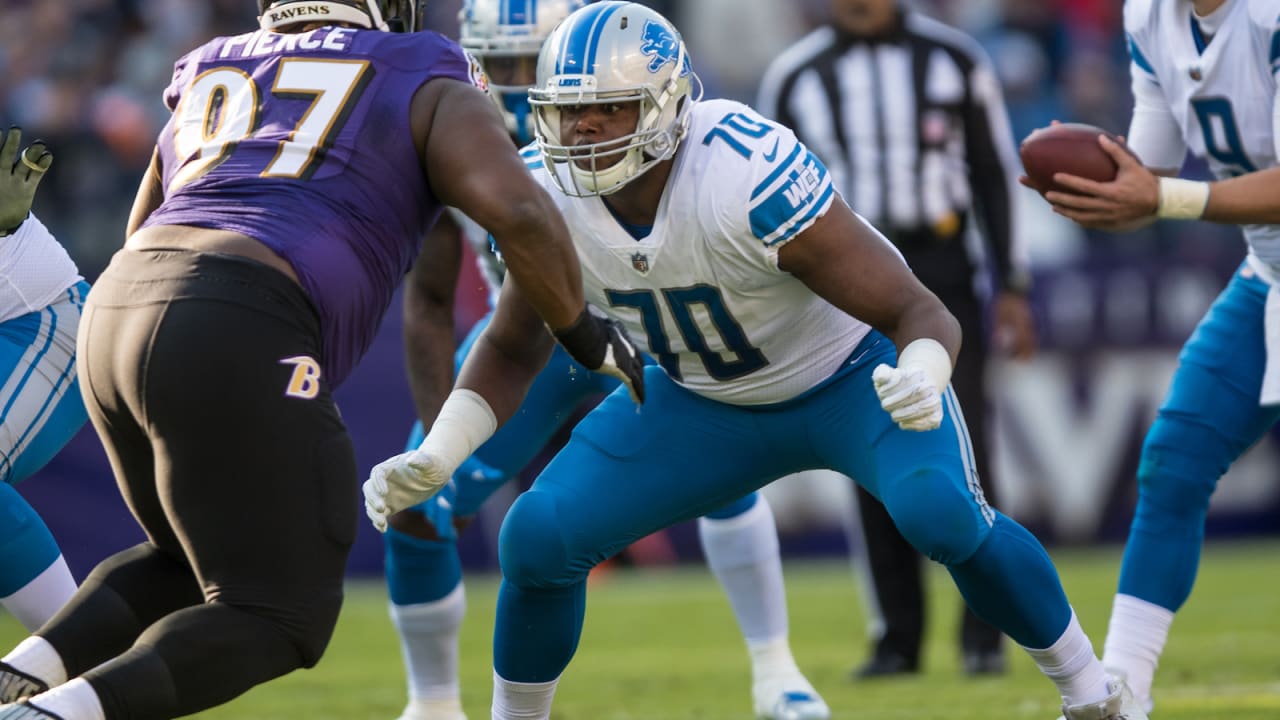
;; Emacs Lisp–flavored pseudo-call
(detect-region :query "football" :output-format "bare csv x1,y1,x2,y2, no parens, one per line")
1019,123,1121,195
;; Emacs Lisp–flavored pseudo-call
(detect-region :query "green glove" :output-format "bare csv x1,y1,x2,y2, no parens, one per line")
0,127,53,235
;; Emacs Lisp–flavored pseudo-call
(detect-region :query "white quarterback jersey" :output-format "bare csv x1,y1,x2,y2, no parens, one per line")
1125,0,1280,278
0,214,82,325
527,99,876,406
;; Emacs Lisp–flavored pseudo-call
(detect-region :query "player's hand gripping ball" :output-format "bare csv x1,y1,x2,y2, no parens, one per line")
1019,123,1122,195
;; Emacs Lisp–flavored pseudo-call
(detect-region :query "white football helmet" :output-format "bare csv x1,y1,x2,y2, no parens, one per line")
258,0,423,33
459,0,587,145
530,1,702,196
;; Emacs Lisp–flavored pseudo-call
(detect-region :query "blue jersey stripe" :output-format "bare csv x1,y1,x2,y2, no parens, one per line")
1189,14,1208,55
765,183,834,247
520,145,544,170
749,169,832,245
0,310,55,424
5,325,77,484
749,143,802,201
0,307,60,482
1271,24,1280,68
1126,32,1157,79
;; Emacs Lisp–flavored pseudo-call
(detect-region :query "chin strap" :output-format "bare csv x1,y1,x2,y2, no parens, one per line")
258,2,384,32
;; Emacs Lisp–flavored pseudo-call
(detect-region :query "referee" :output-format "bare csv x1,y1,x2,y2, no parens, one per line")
758,0,1037,679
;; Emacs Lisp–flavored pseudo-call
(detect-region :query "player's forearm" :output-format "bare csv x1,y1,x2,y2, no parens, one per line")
1201,167,1280,225
454,328,552,426
890,294,962,368
403,299,455,429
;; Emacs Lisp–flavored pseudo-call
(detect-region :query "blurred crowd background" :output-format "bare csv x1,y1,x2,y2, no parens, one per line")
0,0,1211,275
2,0,1274,579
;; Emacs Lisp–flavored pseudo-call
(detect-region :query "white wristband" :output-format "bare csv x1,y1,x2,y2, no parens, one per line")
417,389,497,475
1156,177,1210,220
898,338,952,392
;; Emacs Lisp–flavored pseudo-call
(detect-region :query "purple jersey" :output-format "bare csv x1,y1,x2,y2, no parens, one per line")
143,26,479,387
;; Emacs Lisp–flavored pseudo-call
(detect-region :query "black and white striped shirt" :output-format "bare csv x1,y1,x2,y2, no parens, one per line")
757,11,1029,295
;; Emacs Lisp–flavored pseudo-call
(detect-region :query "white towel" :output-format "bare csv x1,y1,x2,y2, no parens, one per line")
1261,284,1280,406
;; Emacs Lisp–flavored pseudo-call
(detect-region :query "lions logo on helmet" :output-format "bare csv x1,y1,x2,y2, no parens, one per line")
529,2,703,197
458,0,587,145
640,20,685,74
257,0,424,33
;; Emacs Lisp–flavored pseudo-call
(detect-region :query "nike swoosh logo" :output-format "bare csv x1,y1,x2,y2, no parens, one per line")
762,137,780,163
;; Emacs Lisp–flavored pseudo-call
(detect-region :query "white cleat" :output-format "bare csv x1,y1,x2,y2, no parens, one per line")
395,697,467,720
753,675,830,720
1103,666,1154,715
1058,675,1149,720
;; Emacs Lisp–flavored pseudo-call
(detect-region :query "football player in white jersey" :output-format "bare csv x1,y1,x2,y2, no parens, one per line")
1033,0,1280,713
362,4,1145,719
381,2,828,719
0,128,86,636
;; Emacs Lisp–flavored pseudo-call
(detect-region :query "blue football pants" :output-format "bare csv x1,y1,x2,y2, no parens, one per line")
493,332,1073,681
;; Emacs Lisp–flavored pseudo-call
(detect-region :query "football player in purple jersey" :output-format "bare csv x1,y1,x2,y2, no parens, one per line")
0,2,642,719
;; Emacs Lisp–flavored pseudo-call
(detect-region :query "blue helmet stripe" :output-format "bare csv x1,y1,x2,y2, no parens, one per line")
505,0,534,25
584,3,622,76
556,2,619,74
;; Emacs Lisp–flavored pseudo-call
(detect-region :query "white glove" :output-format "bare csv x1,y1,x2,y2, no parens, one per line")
362,449,451,532
872,364,944,432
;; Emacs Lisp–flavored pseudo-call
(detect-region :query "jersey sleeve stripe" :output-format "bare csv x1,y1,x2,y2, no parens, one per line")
749,143,804,201
760,182,834,247
1126,32,1158,82
1270,25,1280,69
749,149,834,246
519,146,544,170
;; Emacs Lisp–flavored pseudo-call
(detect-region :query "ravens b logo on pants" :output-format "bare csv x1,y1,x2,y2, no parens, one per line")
280,356,322,399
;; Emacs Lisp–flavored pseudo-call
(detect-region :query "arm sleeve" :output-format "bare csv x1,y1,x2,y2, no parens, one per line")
963,55,1029,293
1126,67,1186,171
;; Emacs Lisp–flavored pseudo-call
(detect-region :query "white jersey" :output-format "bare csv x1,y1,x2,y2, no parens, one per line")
0,214,82,325
527,99,874,406
1125,0,1280,277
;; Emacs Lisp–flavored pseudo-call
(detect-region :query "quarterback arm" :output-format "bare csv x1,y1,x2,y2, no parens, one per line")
125,148,164,238
777,198,961,364
1047,69,1280,227
402,212,463,428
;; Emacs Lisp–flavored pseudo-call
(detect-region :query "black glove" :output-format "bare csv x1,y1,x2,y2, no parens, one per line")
0,127,53,235
554,307,646,404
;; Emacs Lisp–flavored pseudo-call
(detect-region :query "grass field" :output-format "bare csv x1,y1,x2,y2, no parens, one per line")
2,540,1277,719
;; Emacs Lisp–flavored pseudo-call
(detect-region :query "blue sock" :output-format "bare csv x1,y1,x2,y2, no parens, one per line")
0,483,61,597
493,579,586,683
384,528,462,606
947,512,1071,649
